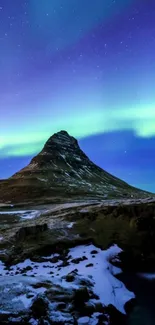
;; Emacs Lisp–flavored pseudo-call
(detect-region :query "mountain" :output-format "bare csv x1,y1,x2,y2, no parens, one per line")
0,130,151,204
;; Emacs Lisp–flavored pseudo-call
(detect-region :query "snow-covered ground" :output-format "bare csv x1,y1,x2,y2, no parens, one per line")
0,209,41,220
0,200,98,220
0,243,134,318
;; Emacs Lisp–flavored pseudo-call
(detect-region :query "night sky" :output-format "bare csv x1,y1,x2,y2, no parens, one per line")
0,0,155,193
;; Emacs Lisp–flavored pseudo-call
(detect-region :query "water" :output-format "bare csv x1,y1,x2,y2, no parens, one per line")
119,273,155,325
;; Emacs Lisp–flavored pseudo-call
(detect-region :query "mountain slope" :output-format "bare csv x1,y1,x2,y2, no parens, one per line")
0,130,151,203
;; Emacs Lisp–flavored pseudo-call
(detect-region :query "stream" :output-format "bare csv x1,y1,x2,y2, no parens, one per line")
119,272,155,325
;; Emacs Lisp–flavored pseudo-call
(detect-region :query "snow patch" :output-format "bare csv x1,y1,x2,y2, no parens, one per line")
67,244,134,314
27,162,38,170
67,222,75,229
0,244,134,314
78,316,90,324
38,178,47,182
12,294,32,309
29,319,38,325
0,210,40,220
138,273,155,280
59,153,66,160
65,172,70,177
80,208,89,213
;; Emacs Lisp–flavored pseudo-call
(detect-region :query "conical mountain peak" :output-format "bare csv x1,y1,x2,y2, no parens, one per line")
53,130,71,137
42,130,79,153
0,131,150,203
51,130,72,141
36,130,89,169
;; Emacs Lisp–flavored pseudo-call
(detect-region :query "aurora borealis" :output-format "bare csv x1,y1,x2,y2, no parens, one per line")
0,0,155,192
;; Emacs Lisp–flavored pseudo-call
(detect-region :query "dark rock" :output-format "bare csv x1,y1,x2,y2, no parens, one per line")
124,298,136,314
85,263,93,268
93,302,104,313
49,256,60,263
90,250,98,254
65,273,75,282
32,282,51,289
15,224,48,241
91,293,100,300
97,314,108,324
24,265,32,272
31,256,46,263
72,269,78,274
82,301,104,317
83,302,96,316
79,278,93,287
107,304,126,325
46,286,73,304
30,297,49,318
59,260,70,267
71,256,88,264
73,287,90,311
56,302,66,310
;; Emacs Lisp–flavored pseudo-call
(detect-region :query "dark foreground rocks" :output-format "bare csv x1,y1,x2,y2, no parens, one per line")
1,197,155,271
0,198,155,324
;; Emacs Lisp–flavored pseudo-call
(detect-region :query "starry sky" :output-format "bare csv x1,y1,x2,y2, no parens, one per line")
0,0,155,193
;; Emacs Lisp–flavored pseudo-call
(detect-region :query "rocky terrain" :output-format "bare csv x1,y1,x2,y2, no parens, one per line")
0,197,155,324
0,131,155,324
